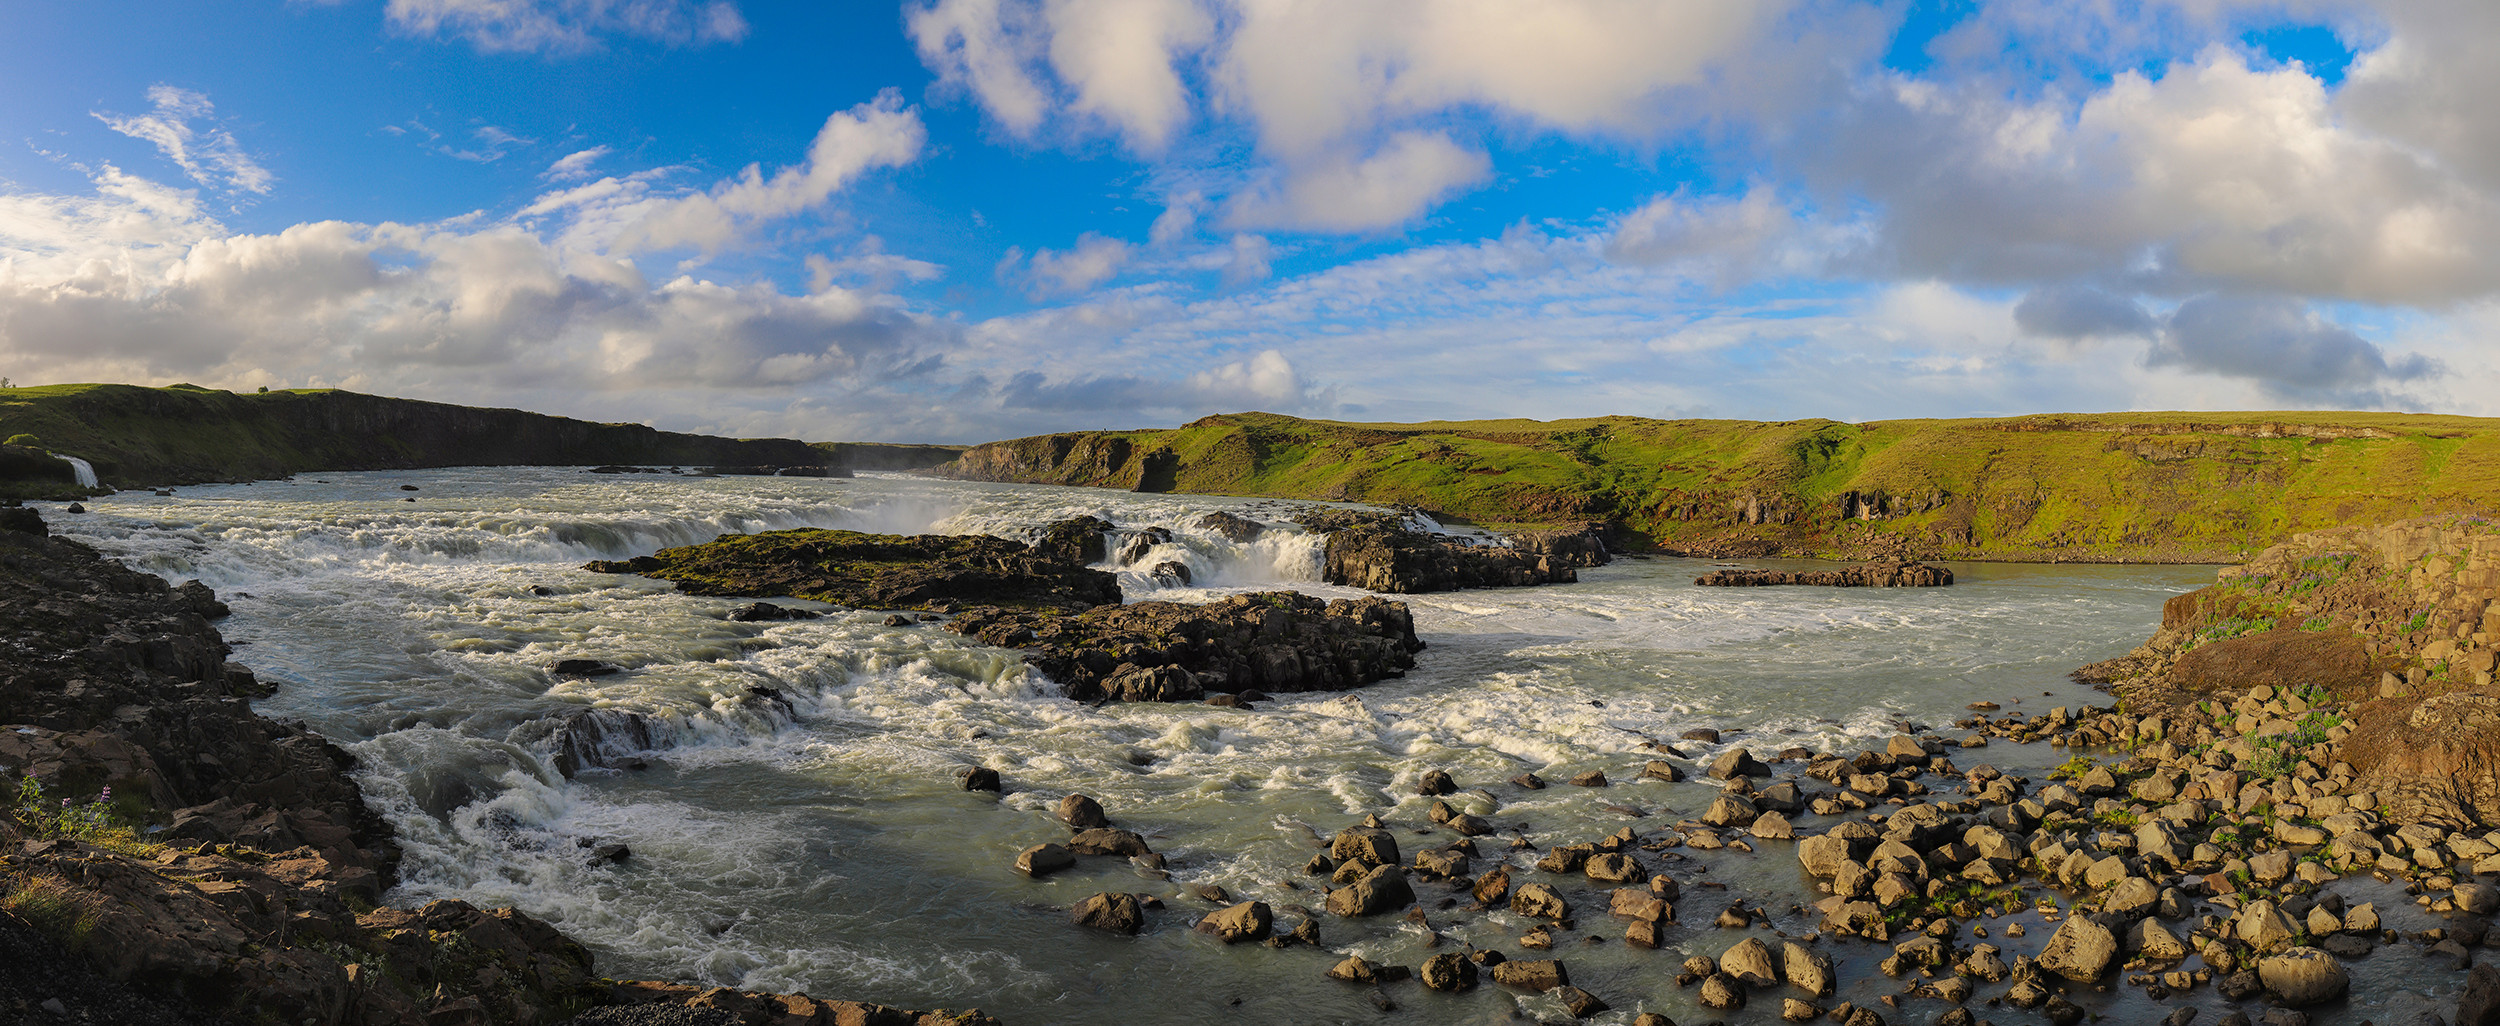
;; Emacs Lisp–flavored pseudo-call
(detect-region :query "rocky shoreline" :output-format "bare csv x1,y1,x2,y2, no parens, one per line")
0,507,997,1026
964,518,2500,1026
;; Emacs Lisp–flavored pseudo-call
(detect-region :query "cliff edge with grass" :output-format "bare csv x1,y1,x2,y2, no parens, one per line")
936,410,2500,563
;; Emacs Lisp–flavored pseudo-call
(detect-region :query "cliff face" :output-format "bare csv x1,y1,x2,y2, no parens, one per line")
2082,514,2500,823
0,384,829,488
935,411,2500,563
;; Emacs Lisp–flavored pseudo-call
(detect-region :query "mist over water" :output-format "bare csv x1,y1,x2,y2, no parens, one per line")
52,468,2441,1025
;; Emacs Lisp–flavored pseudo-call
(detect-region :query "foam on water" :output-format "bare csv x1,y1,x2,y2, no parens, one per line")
41,469,2249,1024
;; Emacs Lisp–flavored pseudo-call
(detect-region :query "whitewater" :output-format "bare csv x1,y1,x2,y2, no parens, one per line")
43,467,2453,1025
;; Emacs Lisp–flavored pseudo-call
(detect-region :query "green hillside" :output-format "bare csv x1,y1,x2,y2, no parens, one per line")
937,411,2500,562
0,383,829,495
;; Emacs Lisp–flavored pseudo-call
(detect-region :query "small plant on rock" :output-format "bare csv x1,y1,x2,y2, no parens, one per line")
8,778,154,856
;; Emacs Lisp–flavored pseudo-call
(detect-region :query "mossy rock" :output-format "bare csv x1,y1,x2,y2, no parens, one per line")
586,528,1121,612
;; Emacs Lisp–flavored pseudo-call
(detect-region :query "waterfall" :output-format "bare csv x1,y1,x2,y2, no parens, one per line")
54,455,96,488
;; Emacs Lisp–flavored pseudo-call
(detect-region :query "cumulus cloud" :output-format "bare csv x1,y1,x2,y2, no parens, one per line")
1219,233,1271,287
532,91,925,254
2147,293,2439,398
1011,232,1133,297
385,0,749,53
93,86,274,196
908,0,1782,231
1811,46,2500,305
1224,131,1491,231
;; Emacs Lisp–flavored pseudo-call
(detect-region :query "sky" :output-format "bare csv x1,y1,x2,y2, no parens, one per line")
1,0,2495,444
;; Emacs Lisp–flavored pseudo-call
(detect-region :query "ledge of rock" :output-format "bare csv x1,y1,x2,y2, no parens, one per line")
945,591,1425,702
1693,559,1953,588
585,528,1122,613
593,981,1002,1026
1301,512,1600,594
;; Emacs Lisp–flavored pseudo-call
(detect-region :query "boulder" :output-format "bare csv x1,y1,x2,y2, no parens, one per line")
1703,792,1760,828
1015,843,1073,877
945,591,1425,702
2258,947,2350,1006
957,766,1002,792
1709,749,1770,779
1490,959,1569,992
1059,794,1108,828
1073,892,1144,934
1722,937,1781,987
1699,972,1747,1009
1067,828,1151,857
1783,941,1834,996
1585,853,1642,883
2235,900,2299,952
1420,952,1478,992
1511,883,1569,920
1417,769,1457,796
1196,901,1273,943
1325,865,1415,917
1331,826,1401,867
1556,986,1607,1018
2037,915,2117,981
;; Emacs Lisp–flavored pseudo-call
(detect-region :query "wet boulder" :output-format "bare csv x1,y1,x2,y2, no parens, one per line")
1016,843,1074,877
1074,892,1145,934
1709,749,1770,779
1059,794,1109,828
1490,959,1569,992
1325,865,1415,917
1332,826,1401,867
1511,883,1569,920
1068,828,1152,857
1721,937,1781,987
1196,900,1273,943
1420,952,1478,992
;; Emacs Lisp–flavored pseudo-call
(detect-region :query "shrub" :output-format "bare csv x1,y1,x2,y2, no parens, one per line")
3,434,39,448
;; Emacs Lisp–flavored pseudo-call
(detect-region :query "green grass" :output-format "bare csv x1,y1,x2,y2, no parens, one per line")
940,409,2500,561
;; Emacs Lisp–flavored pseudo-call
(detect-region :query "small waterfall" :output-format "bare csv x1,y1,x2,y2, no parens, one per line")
54,455,96,488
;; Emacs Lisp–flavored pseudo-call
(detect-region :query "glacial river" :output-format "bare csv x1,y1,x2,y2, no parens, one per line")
46,469,2455,1025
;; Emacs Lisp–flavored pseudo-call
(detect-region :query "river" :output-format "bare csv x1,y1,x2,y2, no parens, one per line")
46,468,2454,1025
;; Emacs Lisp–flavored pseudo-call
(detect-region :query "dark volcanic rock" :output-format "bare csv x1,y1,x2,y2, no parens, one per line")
584,528,1123,613
1030,516,1114,565
1693,559,1952,588
1195,511,1266,542
1317,519,1580,594
945,591,1426,702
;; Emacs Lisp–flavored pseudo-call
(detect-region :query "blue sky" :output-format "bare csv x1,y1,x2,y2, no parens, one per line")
1,1,2493,443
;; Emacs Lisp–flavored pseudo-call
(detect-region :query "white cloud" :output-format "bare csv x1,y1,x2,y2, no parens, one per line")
542,145,613,181
1013,232,1133,296
385,0,750,53
538,91,925,255
1219,233,1271,287
93,86,274,196
908,0,1784,232
1224,131,1491,231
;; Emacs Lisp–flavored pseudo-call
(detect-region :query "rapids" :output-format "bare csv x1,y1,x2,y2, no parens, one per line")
42,468,2450,1025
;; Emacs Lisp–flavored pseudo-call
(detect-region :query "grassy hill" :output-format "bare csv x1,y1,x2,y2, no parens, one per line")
936,411,2500,562
0,383,830,495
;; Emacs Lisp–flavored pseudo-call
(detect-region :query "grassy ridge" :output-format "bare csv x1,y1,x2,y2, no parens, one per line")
0,383,828,493
938,411,2500,562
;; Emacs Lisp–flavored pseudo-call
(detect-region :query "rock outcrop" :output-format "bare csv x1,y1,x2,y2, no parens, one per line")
585,529,1123,613
1306,514,1588,594
2081,514,2500,821
1693,560,1953,588
945,592,1425,702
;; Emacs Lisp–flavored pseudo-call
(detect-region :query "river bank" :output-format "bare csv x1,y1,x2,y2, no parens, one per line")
0,504,999,1025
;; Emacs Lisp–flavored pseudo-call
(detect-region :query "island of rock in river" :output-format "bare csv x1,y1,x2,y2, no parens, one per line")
945,591,1425,702
584,528,1123,612
1692,559,1953,588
